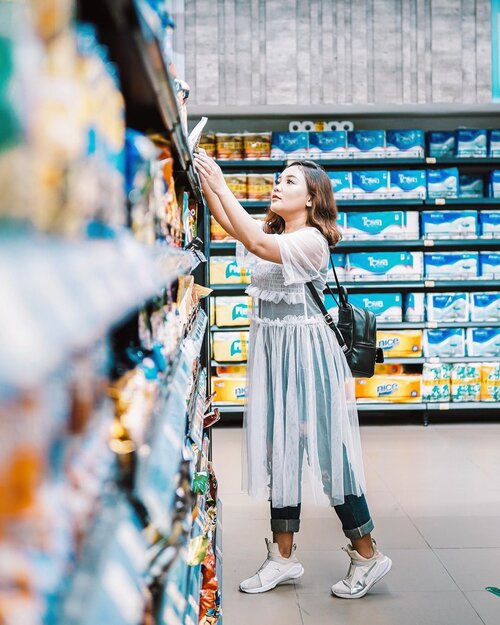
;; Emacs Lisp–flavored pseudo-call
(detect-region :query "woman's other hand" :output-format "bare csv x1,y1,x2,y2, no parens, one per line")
194,150,227,196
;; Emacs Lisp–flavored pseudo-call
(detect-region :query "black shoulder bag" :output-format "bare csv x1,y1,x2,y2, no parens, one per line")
306,256,384,378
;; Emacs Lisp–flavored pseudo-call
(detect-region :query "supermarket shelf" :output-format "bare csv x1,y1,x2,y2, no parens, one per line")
213,402,500,414
356,402,426,411
211,356,500,367
427,402,500,411
424,197,500,206
216,158,500,170
211,321,500,332
426,157,500,166
383,357,426,364
241,200,270,209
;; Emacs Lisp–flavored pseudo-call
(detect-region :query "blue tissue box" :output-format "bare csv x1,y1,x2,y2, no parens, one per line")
351,170,389,199
347,130,385,159
426,168,459,199
386,130,425,158
427,131,455,158
456,128,487,158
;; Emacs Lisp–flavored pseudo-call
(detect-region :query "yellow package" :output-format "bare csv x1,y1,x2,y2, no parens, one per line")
216,364,247,377
374,363,404,375
212,331,249,362
215,297,252,327
224,173,247,199
212,377,247,404
355,375,422,403
198,133,216,157
209,297,216,327
210,216,234,241
216,133,243,159
480,362,500,402
377,330,422,358
243,132,272,159
247,174,274,201
210,256,250,284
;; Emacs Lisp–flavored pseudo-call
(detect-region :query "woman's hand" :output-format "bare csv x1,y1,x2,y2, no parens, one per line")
193,150,227,196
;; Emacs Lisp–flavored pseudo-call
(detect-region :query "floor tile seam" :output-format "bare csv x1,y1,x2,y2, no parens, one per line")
294,582,306,625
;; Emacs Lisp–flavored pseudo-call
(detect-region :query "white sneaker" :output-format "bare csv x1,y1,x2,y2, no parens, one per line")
331,540,392,599
239,538,304,594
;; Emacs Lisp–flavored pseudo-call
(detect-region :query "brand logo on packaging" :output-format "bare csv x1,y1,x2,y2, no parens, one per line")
368,257,389,268
379,338,401,350
360,174,382,186
226,262,240,278
232,304,248,320
377,383,398,396
235,386,247,398
363,298,383,309
230,340,242,356
362,217,382,228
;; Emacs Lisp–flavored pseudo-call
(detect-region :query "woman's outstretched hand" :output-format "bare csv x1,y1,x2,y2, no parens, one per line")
193,149,227,196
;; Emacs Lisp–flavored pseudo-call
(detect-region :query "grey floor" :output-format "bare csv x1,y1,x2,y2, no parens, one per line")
212,423,500,625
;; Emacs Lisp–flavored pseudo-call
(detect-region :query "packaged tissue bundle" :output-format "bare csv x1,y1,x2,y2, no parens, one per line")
426,168,459,199
328,253,347,281
456,128,487,158
246,174,274,201
421,210,478,238
347,251,423,281
214,297,252,327
422,363,452,402
212,331,249,362
404,293,425,322
344,211,419,239
480,252,500,278
426,292,469,322
385,130,425,158
347,130,385,159
349,293,403,322
451,363,481,402
376,330,423,358
212,377,247,404
351,171,389,199
424,252,479,279
423,328,466,358
329,171,353,199
216,133,244,159
308,131,347,159
488,130,500,158
479,211,500,237
427,131,455,158
271,132,309,159
211,216,233,241
355,375,422,403
481,362,500,402
488,170,500,198
243,132,272,159
470,292,500,321
459,175,484,198
466,328,500,358
336,211,347,235
210,256,250,284
389,170,427,199
224,173,247,199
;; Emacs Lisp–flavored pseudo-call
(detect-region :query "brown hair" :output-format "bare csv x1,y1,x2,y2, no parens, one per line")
263,160,342,248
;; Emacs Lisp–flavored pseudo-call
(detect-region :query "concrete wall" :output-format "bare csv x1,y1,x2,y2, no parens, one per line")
182,0,492,107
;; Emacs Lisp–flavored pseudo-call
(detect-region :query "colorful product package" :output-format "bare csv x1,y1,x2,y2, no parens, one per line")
246,174,274,201
479,211,500,237
349,293,403,322
308,131,347,159
456,128,487,158
376,330,423,357
421,210,478,238
469,292,500,322
211,216,232,241
199,133,216,157
422,363,452,402
329,171,353,199
423,328,466,358
328,253,348,281
211,376,247,404
427,131,455,158
224,173,247,199
347,251,423,281
480,251,500,278
214,296,252,327
243,132,272,159
404,293,425,322
216,364,247,376
336,211,347,235
388,170,427,199
375,363,404,375
351,170,389,199
385,129,425,158
488,170,500,198
424,252,479,279
216,133,244,159
451,363,481,402
343,211,419,239
212,331,249,362
480,362,500,401
271,132,308,159
466,328,500,358
426,168,459,199
210,256,250,284
488,130,500,158
426,292,469,322
355,375,422,403
347,130,385,159
459,175,484,198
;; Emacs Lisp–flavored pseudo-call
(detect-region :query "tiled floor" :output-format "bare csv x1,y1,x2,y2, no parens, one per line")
212,424,500,625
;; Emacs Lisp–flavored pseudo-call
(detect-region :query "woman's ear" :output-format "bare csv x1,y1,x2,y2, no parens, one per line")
306,197,313,208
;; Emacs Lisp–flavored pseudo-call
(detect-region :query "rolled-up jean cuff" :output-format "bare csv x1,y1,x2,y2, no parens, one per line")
343,518,374,540
271,518,300,533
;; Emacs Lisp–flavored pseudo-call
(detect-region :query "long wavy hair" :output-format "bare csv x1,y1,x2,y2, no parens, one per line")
263,160,342,249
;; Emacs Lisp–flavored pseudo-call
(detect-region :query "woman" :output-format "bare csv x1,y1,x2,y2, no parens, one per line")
194,151,392,598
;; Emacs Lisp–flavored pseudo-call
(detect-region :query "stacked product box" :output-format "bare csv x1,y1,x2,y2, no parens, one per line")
347,130,385,159
424,252,479,279
210,256,251,284
347,252,423,281
355,375,422,403
427,128,500,158
426,168,459,198
376,330,422,358
341,211,419,240
385,130,425,158
479,211,500,237
421,210,478,238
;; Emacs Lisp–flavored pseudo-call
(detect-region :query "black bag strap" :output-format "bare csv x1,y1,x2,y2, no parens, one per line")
305,281,348,354
327,252,348,307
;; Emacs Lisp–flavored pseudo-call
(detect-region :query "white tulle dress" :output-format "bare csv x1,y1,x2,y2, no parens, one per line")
237,226,367,509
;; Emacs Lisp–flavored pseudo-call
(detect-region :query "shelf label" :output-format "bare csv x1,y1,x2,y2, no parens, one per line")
435,198,446,205
429,357,440,363
426,157,437,164
424,239,435,247
427,321,438,329
424,280,435,287
438,403,451,411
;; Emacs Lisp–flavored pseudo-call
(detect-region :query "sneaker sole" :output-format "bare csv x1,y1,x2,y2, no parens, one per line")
331,557,393,599
239,564,305,594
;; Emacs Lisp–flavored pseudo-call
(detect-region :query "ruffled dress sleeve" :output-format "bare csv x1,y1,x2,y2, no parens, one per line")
274,228,329,285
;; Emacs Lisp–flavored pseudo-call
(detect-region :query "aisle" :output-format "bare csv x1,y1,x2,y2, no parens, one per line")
212,424,500,625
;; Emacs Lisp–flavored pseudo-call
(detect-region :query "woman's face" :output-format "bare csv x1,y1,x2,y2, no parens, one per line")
270,165,310,218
